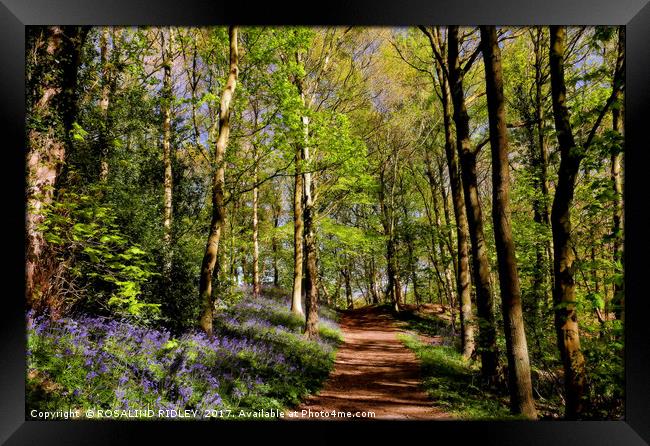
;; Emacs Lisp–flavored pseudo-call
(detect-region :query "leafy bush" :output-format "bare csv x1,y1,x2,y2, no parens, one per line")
582,320,624,420
36,186,159,320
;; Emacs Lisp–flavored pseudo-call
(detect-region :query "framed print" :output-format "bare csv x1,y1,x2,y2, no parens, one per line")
2,0,649,444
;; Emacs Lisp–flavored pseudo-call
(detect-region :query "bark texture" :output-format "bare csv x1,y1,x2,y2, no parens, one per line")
441,72,474,357
380,161,402,313
26,26,88,313
98,27,112,182
481,25,537,419
549,26,587,419
161,28,174,276
291,146,305,316
272,200,281,287
447,26,498,382
199,26,238,337
302,125,320,338
611,26,625,321
252,151,261,299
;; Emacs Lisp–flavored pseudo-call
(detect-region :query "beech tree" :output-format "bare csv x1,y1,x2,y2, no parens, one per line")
548,25,624,419
419,25,476,359
199,26,239,336
610,26,625,321
160,27,175,276
481,25,536,418
447,26,499,383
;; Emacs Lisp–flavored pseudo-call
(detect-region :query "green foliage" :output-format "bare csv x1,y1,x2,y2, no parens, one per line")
37,186,159,320
70,122,89,142
578,316,624,419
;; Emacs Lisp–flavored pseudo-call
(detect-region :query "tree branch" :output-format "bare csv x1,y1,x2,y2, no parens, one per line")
388,38,435,80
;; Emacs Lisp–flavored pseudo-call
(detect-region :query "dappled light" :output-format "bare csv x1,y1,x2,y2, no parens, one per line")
25,25,624,422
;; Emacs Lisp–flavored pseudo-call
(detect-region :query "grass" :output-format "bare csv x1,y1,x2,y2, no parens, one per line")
398,334,517,420
26,293,342,420
394,305,518,420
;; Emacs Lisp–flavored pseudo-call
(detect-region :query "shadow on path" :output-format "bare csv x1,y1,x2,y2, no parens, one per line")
292,306,451,420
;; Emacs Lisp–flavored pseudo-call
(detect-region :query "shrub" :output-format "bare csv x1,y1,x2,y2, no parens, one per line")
35,186,159,321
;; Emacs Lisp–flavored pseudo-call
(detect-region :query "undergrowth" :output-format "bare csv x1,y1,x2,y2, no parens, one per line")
395,306,517,420
27,294,341,420
399,334,516,420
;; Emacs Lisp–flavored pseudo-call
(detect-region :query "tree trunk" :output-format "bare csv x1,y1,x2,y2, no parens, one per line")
26,26,88,313
611,26,625,321
303,133,320,338
290,60,307,315
319,280,331,306
342,266,353,309
161,27,174,277
199,26,238,337
422,26,475,359
533,27,551,228
379,159,401,313
436,153,458,282
481,26,537,419
272,201,281,287
401,202,422,308
425,155,455,314
394,257,403,308
252,144,261,299
443,78,475,359
549,25,587,419
333,269,342,307
448,26,498,380
229,198,239,284
98,27,112,182
386,237,401,311
409,247,421,307
365,261,373,305
293,50,319,337
241,253,248,286
291,158,305,315
367,257,380,304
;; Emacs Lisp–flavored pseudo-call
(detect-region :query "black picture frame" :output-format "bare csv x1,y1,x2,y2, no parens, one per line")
2,1,649,444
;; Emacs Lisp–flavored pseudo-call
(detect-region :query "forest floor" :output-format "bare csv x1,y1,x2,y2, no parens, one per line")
294,305,452,420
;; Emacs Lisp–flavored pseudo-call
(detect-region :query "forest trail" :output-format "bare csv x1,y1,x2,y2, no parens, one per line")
295,306,452,420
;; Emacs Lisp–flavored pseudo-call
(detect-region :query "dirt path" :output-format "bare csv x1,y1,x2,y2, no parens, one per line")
294,306,451,420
